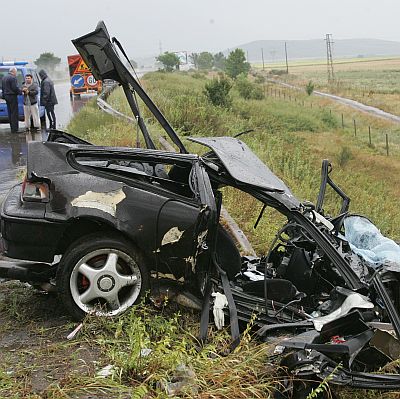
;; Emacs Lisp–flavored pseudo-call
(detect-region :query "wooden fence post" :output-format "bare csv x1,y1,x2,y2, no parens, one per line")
368,126,371,145
386,133,389,156
353,119,357,136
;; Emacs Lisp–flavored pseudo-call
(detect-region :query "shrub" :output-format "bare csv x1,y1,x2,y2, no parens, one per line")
254,75,266,84
306,80,315,96
191,72,205,79
204,75,232,107
269,69,287,76
321,109,338,128
235,74,264,100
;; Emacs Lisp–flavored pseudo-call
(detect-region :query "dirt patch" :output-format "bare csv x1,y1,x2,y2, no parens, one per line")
0,281,106,398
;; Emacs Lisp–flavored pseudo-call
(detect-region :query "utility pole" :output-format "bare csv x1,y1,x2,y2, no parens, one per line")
261,48,265,71
325,34,334,82
284,42,289,74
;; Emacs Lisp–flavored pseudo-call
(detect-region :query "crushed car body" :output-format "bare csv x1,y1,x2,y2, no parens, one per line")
0,21,400,390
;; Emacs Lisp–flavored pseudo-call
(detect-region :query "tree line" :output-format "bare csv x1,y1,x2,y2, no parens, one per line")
156,48,250,79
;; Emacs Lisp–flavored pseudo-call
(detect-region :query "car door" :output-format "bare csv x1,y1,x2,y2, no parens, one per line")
155,160,216,280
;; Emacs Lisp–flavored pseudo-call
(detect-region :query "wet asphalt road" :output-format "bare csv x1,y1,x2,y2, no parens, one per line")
0,81,91,203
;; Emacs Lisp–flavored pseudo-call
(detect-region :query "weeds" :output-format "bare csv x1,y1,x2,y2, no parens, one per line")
336,146,354,167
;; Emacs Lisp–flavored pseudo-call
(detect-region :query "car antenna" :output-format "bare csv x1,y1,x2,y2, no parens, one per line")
234,129,254,138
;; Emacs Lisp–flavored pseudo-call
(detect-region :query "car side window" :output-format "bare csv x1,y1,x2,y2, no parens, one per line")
72,153,197,199
16,70,24,85
0,70,6,87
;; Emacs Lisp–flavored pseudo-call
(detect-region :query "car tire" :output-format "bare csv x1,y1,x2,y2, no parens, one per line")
56,232,150,320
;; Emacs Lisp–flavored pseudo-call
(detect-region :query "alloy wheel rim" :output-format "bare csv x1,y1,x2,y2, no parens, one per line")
69,248,142,316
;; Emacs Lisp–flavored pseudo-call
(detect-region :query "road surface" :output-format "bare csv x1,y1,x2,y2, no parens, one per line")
0,81,92,203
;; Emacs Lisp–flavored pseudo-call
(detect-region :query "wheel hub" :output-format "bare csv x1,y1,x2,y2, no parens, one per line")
97,274,116,292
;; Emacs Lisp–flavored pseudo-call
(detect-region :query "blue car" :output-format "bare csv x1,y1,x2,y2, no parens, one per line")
0,61,45,124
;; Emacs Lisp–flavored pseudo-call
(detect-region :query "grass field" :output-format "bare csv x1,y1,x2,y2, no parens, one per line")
2,69,400,398
255,56,400,116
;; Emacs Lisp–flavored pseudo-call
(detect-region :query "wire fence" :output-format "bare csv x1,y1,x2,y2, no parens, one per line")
264,83,399,157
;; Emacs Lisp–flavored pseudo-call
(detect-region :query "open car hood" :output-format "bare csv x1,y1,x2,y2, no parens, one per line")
190,136,299,199
72,21,187,154
72,21,124,83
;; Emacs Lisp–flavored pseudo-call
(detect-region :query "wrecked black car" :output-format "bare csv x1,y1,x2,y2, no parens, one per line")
1,22,400,390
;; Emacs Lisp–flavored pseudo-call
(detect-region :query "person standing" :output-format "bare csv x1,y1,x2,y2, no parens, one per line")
39,69,58,129
1,67,21,133
22,74,40,132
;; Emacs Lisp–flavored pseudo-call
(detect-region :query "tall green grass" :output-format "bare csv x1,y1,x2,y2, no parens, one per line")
67,71,400,246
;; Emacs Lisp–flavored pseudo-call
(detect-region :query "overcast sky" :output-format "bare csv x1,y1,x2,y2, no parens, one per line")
3,0,400,62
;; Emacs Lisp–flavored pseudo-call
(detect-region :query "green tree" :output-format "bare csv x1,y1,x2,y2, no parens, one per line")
34,52,61,72
204,74,232,108
213,52,226,70
189,53,199,69
197,52,214,70
225,49,250,79
156,52,180,72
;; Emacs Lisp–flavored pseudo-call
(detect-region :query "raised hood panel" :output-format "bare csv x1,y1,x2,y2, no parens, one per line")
72,21,187,154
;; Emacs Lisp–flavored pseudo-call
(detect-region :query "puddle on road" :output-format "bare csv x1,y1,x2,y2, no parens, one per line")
0,129,47,170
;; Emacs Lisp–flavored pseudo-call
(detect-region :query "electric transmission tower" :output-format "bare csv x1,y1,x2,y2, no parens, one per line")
325,34,334,82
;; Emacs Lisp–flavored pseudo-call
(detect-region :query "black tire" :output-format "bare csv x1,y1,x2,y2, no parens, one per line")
56,232,150,320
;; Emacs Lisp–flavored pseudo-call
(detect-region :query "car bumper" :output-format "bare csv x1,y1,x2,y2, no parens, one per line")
1,185,66,262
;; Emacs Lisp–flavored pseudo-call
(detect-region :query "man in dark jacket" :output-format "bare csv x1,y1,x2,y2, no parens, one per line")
39,69,58,129
22,74,40,132
1,67,21,133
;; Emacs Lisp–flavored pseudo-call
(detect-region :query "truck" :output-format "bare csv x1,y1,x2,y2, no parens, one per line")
67,54,102,98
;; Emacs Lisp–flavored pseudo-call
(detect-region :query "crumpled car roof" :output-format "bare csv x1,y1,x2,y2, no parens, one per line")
190,136,299,198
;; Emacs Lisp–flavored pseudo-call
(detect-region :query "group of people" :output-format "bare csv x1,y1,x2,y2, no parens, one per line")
1,67,58,133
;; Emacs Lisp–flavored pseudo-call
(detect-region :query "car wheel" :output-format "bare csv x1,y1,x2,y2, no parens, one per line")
57,233,149,320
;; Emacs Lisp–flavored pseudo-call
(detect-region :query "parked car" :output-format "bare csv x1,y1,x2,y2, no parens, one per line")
0,61,46,123
1,22,400,391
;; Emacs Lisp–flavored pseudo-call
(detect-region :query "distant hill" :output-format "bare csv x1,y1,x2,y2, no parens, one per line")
225,39,400,62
